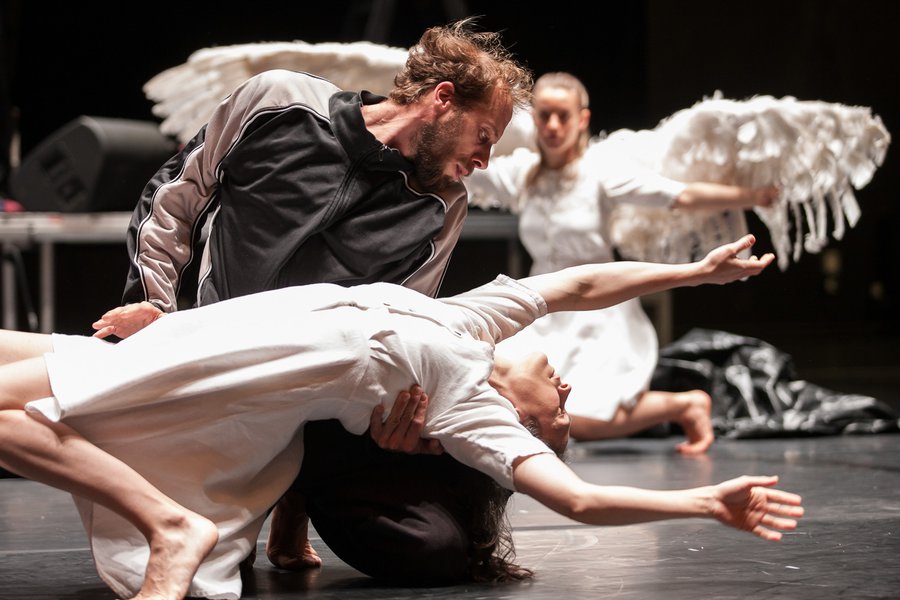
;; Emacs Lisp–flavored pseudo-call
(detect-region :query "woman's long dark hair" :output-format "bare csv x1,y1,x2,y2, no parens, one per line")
465,470,533,582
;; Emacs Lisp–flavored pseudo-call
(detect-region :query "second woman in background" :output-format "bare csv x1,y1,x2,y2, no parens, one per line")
466,72,778,454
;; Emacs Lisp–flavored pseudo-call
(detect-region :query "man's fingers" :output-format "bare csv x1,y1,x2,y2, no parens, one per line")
396,388,427,451
370,385,435,453
423,438,445,455
92,326,114,339
412,390,428,420
388,390,412,428
369,403,386,437
401,385,423,423
394,386,424,435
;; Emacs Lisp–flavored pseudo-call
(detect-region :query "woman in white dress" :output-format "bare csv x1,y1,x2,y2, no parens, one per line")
0,236,802,600
465,72,779,454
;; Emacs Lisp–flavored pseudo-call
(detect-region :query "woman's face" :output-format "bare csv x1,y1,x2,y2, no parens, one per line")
506,352,572,454
531,86,590,163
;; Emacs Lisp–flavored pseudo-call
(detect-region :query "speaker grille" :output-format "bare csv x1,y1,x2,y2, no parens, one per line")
11,116,177,212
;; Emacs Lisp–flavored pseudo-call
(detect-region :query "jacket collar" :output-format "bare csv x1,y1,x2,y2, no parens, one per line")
330,90,413,171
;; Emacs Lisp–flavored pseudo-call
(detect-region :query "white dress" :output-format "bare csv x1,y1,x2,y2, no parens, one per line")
25,277,552,600
466,143,686,421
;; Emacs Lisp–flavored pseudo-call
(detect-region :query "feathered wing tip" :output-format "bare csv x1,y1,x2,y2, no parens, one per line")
143,40,411,143
609,92,891,270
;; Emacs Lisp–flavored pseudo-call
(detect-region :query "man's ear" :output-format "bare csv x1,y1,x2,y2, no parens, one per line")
432,81,456,115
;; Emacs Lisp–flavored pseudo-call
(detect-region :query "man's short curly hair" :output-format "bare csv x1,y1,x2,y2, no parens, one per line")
391,17,533,112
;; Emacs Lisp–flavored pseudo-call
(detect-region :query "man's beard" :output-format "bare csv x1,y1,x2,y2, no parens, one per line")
412,112,464,191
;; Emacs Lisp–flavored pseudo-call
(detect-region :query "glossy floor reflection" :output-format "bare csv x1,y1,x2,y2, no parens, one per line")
2,433,899,600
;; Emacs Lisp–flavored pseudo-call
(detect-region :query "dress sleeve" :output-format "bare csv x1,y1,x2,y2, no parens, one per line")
427,387,554,491
440,275,547,345
587,142,686,209
463,148,539,213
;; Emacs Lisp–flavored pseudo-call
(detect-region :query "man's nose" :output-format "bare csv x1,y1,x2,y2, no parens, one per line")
472,148,490,170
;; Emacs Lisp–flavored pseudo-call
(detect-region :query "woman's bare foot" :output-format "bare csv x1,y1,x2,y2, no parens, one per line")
672,390,714,455
266,493,323,571
131,511,219,600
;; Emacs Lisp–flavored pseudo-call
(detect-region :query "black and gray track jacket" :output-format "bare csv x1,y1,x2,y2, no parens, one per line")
123,69,468,310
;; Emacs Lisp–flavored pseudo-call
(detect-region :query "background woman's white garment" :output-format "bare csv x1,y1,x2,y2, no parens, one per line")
25,279,552,600
466,144,685,421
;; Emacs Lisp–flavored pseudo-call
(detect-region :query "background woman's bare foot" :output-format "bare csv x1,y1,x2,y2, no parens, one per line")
673,390,714,455
131,511,218,600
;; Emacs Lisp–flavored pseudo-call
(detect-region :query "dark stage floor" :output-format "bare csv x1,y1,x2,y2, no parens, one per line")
2,433,899,600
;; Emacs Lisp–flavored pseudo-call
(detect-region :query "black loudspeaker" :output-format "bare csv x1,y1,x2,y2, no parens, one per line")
11,116,178,212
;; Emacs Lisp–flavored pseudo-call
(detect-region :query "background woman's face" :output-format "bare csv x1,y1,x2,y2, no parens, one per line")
532,87,587,157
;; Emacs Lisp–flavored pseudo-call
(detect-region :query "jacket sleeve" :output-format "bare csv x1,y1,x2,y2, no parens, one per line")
121,72,286,311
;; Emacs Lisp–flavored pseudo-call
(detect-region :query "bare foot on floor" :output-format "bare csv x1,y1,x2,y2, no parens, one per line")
673,390,714,455
266,495,322,571
131,511,219,600
267,538,322,571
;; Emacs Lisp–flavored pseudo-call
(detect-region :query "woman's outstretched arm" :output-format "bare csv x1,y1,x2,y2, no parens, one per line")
512,453,803,541
673,182,779,211
521,234,773,314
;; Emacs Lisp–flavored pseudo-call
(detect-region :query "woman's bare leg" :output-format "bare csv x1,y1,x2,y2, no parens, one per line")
0,357,218,600
266,489,322,570
0,329,53,365
569,389,714,455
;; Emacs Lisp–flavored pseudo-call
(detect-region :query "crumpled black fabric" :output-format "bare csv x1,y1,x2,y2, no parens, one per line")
650,328,900,439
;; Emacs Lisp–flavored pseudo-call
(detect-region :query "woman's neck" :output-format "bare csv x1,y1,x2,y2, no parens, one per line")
541,145,581,171
488,357,514,400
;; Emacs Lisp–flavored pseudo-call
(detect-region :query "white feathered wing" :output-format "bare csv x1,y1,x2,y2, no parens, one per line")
144,40,410,144
603,92,891,270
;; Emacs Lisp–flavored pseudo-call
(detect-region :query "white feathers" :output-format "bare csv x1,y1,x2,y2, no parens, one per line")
607,92,891,269
143,40,411,143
